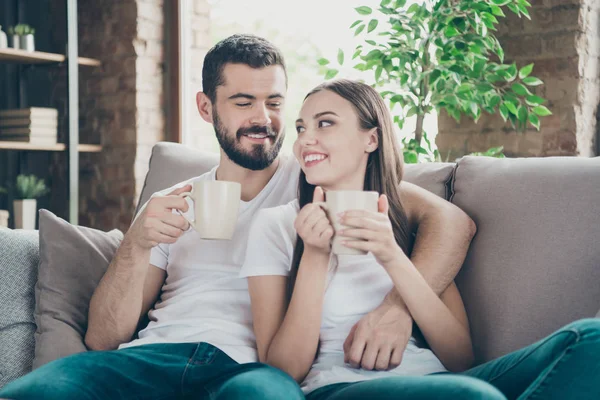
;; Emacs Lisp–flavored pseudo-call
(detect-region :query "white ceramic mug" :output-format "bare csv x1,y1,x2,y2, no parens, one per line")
178,180,241,240
316,190,379,255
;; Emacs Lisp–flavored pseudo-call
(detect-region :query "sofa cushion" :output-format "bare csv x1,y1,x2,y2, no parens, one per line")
451,155,600,364
0,228,39,389
33,210,123,369
136,142,456,214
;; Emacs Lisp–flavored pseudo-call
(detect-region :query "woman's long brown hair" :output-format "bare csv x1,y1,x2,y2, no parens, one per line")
287,79,412,301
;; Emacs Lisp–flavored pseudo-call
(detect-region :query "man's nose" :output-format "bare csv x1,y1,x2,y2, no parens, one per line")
249,105,272,126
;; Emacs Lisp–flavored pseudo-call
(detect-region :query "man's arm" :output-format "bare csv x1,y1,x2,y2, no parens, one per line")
85,185,191,351
344,181,476,370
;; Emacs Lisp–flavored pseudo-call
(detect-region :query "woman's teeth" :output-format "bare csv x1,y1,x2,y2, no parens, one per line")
304,154,327,163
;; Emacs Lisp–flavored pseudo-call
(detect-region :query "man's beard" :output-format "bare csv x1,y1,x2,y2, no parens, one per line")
213,110,284,171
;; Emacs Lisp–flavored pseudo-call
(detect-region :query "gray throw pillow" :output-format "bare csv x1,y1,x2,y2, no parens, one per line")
33,210,123,369
0,229,39,388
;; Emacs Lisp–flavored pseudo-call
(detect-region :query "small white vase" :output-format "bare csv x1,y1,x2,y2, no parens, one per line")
0,26,7,49
10,35,19,49
20,34,34,51
0,210,9,228
13,199,37,230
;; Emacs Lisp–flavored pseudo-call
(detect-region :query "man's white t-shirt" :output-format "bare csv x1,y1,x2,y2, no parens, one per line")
118,155,299,364
239,200,447,393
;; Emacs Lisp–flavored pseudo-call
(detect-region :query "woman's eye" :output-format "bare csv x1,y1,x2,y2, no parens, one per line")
296,126,305,134
319,120,333,128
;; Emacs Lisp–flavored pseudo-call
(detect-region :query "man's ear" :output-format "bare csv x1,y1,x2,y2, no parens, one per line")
196,91,214,124
366,127,379,153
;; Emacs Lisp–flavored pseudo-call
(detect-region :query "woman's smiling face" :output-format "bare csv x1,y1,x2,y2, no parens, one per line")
293,89,377,191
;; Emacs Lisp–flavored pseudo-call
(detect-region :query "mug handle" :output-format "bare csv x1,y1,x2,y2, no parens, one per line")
177,192,197,231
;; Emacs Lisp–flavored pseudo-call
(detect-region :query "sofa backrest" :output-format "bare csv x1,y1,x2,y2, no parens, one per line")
451,155,600,363
136,142,455,211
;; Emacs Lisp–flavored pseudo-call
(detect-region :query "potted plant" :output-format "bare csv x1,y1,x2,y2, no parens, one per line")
7,26,19,49
13,174,49,230
0,186,8,228
320,0,552,163
15,24,35,51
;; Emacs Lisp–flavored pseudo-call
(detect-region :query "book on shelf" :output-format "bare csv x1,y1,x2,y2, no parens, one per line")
0,117,58,129
0,127,57,137
0,135,57,144
0,107,58,119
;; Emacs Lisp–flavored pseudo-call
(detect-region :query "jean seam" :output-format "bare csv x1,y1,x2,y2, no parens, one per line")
181,343,203,397
520,328,581,400
485,329,578,385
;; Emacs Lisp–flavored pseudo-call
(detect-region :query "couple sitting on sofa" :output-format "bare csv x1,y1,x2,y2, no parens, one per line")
2,34,599,400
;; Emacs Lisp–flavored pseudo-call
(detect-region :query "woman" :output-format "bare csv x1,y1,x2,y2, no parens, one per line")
239,79,600,400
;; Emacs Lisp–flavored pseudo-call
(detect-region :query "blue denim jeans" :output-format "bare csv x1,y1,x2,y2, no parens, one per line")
307,318,600,400
0,342,304,400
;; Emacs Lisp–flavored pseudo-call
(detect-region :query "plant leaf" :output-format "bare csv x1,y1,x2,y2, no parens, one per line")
368,19,379,33
523,76,543,86
533,105,552,116
355,6,373,15
512,83,531,96
355,24,366,36
519,63,534,79
337,49,344,65
325,69,339,80
350,20,362,29
317,58,330,66
504,101,518,115
529,113,541,130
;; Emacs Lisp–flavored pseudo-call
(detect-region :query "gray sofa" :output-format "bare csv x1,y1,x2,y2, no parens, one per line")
1,142,599,389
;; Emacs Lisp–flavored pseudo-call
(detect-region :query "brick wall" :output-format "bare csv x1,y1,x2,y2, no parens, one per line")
436,0,600,159
75,0,210,231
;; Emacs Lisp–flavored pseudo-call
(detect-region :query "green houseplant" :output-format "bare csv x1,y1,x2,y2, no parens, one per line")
13,174,49,230
319,0,551,163
13,23,35,51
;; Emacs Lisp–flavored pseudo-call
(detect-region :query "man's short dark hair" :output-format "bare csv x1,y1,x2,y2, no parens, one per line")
202,34,287,103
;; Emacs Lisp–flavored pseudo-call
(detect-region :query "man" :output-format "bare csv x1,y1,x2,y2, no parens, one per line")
0,34,475,399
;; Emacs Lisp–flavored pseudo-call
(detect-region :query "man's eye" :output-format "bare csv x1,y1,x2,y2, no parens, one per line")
236,103,251,107
269,103,281,108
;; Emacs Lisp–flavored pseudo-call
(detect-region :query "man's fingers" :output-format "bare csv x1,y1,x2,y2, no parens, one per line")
161,212,190,231
347,331,366,368
158,223,184,239
389,347,403,369
343,324,358,363
360,341,378,371
159,196,189,212
168,184,192,196
375,344,392,371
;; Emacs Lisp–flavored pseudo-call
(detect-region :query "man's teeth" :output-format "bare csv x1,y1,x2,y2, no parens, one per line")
247,134,268,139
304,154,327,163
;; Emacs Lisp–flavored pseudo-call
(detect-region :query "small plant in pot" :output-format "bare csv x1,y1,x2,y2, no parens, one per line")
14,174,49,230
14,23,35,51
7,26,19,49
0,186,8,228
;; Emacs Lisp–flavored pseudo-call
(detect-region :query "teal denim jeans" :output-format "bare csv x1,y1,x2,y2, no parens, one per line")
0,342,304,400
307,318,600,400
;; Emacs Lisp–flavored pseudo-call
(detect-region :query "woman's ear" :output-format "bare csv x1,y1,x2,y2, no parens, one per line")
365,127,379,153
196,91,214,124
